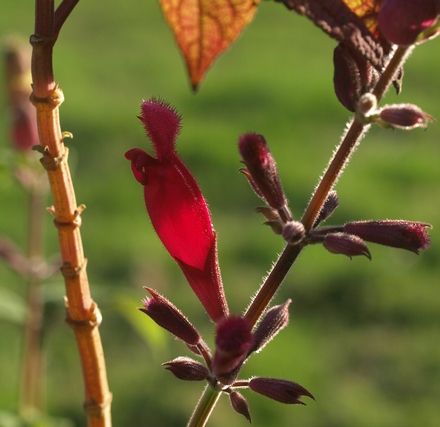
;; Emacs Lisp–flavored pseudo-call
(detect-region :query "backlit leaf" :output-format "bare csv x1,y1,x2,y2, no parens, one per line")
343,0,382,38
159,0,260,90
280,0,386,70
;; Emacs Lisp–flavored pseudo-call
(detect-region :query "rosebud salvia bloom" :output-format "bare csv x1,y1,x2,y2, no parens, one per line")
378,104,435,129
378,0,440,46
125,98,228,322
249,377,315,405
251,300,291,354
139,288,201,345
212,316,254,381
324,232,371,260
238,133,287,211
162,356,209,381
344,220,431,254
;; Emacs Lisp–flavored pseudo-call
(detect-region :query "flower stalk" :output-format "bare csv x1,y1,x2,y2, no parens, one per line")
30,1,112,425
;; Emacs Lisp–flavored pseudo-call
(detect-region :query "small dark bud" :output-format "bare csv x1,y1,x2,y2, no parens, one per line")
378,104,435,129
333,43,375,112
249,377,314,405
238,133,287,210
344,220,432,254
139,287,201,345
313,190,340,228
282,221,306,245
333,43,358,112
229,391,252,423
163,356,209,381
378,0,439,46
324,232,371,260
213,316,254,382
251,300,291,354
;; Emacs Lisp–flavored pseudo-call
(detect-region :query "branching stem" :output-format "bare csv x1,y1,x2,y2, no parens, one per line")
244,46,411,327
189,44,412,426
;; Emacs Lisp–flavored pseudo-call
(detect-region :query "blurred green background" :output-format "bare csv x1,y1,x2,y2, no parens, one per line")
1,1,440,426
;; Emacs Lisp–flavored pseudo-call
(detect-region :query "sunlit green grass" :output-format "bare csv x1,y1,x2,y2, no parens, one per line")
1,1,440,426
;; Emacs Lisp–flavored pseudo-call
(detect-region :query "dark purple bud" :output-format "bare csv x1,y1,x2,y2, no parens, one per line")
333,43,375,112
282,221,306,246
313,190,340,228
378,104,435,129
324,232,371,260
249,377,314,405
378,0,440,45
213,316,254,380
139,288,201,345
229,391,251,423
238,133,287,210
162,356,209,381
251,300,291,354
333,44,360,112
344,220,431,254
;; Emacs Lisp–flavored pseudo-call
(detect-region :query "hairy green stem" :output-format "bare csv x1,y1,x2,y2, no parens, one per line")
187,386,221,427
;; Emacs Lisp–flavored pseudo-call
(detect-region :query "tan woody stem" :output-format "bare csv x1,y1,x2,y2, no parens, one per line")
30,1,112,425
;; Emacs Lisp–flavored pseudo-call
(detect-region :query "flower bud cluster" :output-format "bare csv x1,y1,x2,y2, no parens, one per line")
138,284,311,421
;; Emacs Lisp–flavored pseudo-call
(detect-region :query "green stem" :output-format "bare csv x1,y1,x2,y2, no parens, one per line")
187,386,221,427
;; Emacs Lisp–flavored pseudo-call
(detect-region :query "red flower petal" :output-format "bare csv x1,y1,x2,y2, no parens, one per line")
126,98,229,322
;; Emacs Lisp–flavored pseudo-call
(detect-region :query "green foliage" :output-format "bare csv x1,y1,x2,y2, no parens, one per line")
1,1,440,426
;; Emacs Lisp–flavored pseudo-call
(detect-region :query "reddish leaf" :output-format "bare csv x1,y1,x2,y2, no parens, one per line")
159,0,260,90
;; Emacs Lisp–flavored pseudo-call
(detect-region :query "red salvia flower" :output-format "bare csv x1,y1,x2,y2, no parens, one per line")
125,98,228,322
